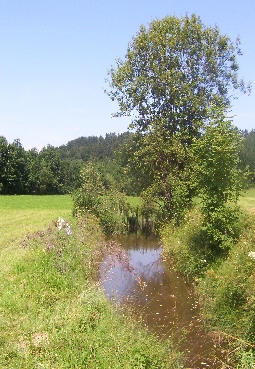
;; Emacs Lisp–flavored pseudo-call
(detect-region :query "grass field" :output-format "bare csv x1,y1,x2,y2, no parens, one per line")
0,195,73,275
126,196,142,207
0,195,73,239
238,187,255,212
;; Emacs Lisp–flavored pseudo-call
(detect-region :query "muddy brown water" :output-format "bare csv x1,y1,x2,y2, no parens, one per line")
100,235,231,369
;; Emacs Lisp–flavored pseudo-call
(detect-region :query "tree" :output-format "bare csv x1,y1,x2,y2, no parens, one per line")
192,117,244,251
107,14,250,130
26,148,41,193
0,138,28,194
38,145,63,194
107,14,250,221
0,136,8,193
239,130,255,184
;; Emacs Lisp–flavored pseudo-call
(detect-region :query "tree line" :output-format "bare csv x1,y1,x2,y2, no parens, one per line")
0,132,135,195
1,128,254,196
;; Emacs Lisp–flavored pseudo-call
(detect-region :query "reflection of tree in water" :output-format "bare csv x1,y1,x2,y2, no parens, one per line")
99,241,142,301
137,258,163,283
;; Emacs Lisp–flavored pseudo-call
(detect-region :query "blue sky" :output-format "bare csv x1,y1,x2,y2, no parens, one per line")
1,0,255,150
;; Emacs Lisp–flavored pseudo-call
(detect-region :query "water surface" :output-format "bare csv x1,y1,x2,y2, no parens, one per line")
100,235,228,368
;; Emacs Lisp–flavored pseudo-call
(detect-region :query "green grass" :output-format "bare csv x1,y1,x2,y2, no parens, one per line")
0,195,72,246
0,194,73,211
0,195,73,274
238,187,255,212
0,195,182,368
126,196,142,207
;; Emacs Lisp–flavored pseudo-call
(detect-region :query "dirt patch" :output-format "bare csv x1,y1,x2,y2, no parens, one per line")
31,332,49,347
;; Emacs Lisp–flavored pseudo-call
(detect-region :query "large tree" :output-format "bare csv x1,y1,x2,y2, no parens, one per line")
107,14,250,132
107,14,250,221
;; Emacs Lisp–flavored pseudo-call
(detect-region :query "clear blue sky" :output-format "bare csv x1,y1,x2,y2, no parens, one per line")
1,0,255,150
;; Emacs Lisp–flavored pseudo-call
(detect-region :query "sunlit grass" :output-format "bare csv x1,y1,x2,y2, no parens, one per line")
126,196,142,207
238,187,255,212
0,195,72,242
0,195,73,273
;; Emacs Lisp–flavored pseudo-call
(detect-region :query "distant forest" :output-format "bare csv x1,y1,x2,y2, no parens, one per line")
0,129,255,195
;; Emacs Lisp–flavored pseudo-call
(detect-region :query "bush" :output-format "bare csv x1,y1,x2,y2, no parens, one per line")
161,209,255,367
192,118,245,253
161,208,217,279
73,162,128,235
200,204,244,253
197,214,255,343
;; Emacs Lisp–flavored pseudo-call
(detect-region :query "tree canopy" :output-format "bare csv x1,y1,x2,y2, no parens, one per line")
107,14,250,224
107,14,250,136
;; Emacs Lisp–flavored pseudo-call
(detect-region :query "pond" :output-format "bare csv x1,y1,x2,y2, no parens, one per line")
100,235,229,368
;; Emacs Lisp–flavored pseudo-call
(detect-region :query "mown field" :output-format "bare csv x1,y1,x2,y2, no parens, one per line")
0,195,73,274
238,187,255,212
0,194,72,244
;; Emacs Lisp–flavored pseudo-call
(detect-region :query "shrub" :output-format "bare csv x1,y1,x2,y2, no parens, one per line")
73,161,128,235
192,118,245,253
161,208,217,279
197,213,255,344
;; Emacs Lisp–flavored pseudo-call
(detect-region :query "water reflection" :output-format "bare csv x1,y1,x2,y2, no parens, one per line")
100,235,228,368
100,235,198,336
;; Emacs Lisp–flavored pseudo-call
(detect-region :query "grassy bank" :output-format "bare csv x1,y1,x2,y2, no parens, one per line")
161,188,255,367
0,195,182,368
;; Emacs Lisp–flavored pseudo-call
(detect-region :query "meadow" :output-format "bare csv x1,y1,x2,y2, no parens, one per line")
0,195,73,275
238,187,255,212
